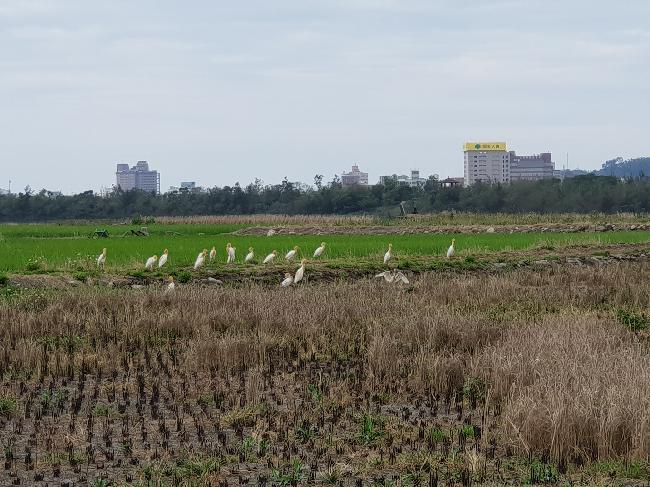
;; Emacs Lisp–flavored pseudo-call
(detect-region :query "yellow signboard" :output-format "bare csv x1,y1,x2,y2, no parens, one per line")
464,142,507,151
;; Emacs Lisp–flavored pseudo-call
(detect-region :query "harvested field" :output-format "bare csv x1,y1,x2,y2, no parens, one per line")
233,222,650,236
153,213,650,227
1,264,650,486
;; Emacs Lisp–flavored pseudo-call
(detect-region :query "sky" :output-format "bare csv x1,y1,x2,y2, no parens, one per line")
1,0,649,194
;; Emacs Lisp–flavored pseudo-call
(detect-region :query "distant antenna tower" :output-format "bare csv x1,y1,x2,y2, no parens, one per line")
8,179,10,194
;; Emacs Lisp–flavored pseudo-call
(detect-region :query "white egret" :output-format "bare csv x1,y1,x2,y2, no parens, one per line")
447,239,456,259
375,270,409,284
263,250,278,264
209,246,217,262
281,272,293,287
226,243,236,263
244,247,254,263
383,244,393,264
194,249,208,270
96,248,107,269
145,255,158,270
285,246,300,261
158,249,169,268
313,242,326,258
294,259,306,284
267,229,276,237
165,276,176,293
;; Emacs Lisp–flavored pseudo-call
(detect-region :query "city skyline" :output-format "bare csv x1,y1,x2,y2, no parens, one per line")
1,1,649,194
0,145,638,195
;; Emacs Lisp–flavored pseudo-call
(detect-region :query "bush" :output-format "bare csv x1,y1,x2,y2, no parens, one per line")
24,259,41,272
0,396,17,416
177,271,192,284
73,270,91,282
615,308,649,332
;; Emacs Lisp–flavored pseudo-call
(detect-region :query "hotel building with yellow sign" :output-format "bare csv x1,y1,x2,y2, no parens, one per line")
463,142,554,186
463,142,507,152
463,142,510,186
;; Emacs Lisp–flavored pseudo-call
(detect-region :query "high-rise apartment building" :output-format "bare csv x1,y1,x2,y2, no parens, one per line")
341,165,369,187
463,142,510,187
115,161,160,193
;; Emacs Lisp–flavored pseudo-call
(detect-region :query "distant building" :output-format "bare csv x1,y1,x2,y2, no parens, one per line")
341,165,369,187
379,170,427,187
553,168,589,179
463,142,510,187
167,181,205,194
509,152,554,181
441,177,464,188
116,161,160,193
463,142,555,186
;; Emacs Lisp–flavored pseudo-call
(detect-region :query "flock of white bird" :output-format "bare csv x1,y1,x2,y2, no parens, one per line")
95,238,457,291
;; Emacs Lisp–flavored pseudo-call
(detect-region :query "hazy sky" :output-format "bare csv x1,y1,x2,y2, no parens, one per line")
1,0,649,194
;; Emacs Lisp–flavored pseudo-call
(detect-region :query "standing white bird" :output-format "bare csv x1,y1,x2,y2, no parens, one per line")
244,247,254,263
446,239,456,259
96,248,107,269
285,246,300,261
194,249,208,270
263,250,278,264
209,246,217,262
267,229,276,237
226,243,236,263
158,249,169,268
313,242,326,258
294,259,306,284
145,255,158,270
165,276,176,293
383,244,393,264
281,272,293,287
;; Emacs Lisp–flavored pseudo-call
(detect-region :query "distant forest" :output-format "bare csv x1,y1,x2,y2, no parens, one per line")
594,157,650,178
1,171,650,222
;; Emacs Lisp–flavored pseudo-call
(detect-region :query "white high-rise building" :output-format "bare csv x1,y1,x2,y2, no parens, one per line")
115,161,160,193
463,142,510,187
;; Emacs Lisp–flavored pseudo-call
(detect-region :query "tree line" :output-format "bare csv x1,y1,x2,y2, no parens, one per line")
1,175,649,222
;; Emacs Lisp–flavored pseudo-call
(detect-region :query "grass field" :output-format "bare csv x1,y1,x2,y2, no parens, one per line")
2,223,650,273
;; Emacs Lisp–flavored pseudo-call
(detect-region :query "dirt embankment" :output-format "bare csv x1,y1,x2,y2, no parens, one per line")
234,222,650,236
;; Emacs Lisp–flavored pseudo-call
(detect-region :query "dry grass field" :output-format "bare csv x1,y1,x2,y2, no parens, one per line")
1,262,649,486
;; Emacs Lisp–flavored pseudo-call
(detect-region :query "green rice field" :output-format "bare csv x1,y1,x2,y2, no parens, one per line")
1,223,650,273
